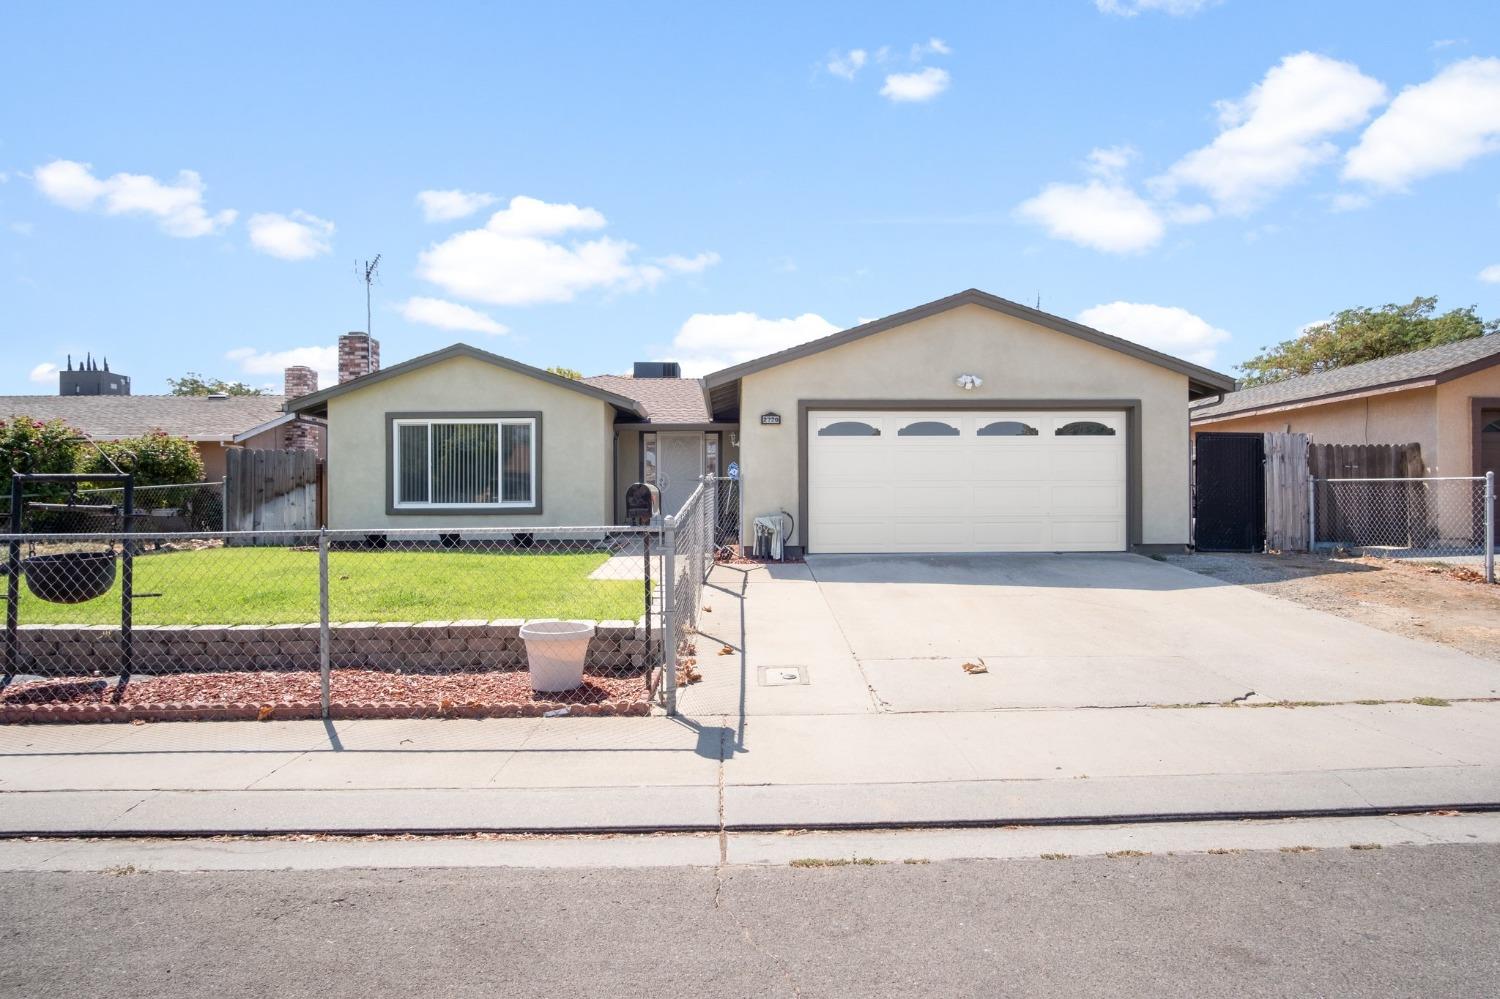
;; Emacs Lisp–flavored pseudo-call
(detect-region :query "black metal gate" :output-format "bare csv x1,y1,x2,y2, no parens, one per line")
1194,432,1265,552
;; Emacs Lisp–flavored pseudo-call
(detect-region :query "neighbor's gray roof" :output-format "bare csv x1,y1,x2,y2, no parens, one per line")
0,394,289,442
1191,334,1500,421
582,375,712,424
284,343,646,418
702,288,1237,400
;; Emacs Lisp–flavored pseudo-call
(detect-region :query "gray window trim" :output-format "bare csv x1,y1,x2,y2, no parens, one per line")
384,411,543,516
796,399,1143,552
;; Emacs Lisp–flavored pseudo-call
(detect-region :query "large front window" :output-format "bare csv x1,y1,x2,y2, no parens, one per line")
392,417,536,508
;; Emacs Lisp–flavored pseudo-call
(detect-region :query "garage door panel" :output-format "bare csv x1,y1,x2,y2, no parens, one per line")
1051,482,1126,516
972,519,1052,548
808,409,1127,554
974,483,1048,515
898,446,969,479
970,448,1049,480
893,482,969,515
1050,518,1127,550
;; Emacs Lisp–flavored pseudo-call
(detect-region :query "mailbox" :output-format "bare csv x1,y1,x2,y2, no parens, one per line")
624,482,660,526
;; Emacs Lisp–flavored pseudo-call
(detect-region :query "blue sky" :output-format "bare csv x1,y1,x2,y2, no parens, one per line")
3,0,1499,395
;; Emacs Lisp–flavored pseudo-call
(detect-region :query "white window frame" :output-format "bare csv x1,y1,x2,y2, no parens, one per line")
391,416,537,509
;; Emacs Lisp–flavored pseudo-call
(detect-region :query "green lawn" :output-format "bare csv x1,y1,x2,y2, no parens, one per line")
17,547,646,625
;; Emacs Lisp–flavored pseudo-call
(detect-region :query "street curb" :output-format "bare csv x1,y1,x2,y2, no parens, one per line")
4,801,1498,840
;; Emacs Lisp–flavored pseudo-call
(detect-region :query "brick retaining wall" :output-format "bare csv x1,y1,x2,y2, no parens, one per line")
14,618,661,675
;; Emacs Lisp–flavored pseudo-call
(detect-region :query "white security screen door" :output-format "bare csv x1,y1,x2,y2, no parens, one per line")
807,410,1127,554
657,432,705,518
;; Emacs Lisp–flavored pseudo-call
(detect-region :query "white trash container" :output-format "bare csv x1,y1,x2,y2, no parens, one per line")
520,620,596,693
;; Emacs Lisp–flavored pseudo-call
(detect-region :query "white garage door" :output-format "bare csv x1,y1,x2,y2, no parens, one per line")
807,410,1127,554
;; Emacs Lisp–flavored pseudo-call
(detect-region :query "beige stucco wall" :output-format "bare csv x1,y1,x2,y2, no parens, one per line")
325,355,614,530
1193,386,1441,472
1435,365,1500,477
736,303,1195,547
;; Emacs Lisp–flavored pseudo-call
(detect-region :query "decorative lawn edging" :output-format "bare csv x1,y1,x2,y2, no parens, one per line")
13,618,659,674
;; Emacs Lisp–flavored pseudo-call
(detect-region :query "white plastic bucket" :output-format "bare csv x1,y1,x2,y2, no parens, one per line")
520,620,596,693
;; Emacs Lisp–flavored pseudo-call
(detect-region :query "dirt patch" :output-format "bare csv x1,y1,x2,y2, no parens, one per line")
1165,552,1500,662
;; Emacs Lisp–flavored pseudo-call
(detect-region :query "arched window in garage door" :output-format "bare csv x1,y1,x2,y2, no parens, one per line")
818,420,881,437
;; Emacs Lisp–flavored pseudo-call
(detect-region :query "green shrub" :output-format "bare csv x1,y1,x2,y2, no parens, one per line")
79,430,204,489
1,417,85,507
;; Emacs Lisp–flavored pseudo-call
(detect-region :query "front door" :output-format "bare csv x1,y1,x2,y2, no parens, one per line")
657,432,704,517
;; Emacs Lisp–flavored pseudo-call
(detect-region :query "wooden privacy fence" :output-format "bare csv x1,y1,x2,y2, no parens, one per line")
1262,432,1310,551
1201,435,1426,552
224,448,322,541
1309,442,1424,550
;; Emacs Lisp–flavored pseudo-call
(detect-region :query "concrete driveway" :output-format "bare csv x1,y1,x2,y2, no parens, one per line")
681,553,1500,716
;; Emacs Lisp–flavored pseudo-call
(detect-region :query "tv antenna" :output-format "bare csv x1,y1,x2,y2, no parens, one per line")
357,254,382,335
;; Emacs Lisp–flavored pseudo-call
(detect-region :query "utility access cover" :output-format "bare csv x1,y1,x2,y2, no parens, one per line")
759,665,809,687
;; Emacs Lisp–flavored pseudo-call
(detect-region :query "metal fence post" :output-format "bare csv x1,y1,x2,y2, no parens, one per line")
1306,476,1316,552
1485,471,1495,585
318,527,331,718
661,513,677,716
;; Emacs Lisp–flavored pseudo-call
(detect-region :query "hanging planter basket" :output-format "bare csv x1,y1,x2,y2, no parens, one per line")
22,551,118,604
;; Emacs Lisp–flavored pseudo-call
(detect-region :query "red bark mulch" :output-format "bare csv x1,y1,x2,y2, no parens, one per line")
0,668,650,723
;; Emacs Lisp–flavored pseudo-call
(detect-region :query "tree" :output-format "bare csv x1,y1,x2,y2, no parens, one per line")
1236,297,1499,387
168,372,263,396
546,365,583,380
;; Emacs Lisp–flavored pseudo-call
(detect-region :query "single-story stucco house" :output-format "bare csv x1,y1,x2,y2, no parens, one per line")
1190,334,1500,479
286,289,1235,553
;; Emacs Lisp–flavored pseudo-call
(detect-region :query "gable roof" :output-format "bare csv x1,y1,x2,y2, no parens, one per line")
283,343,646,418
581,374,711,424
1191,334,1500,422
701,289,1237,406
0,394,289,443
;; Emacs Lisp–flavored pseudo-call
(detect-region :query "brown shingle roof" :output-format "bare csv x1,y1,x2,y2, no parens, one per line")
0,395,289,442
582,375,711,424
1191,334,1500,421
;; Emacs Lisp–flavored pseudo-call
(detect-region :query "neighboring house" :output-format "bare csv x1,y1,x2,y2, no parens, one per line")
285,342,736,530
1190,335,1500,479
290,289,1233,554
0,393,309,481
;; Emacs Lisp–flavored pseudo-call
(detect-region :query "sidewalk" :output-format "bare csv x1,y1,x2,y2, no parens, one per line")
3,701,1498,836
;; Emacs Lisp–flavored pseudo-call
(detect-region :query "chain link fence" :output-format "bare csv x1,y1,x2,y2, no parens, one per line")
0,478,734,721
2,481,224,535
1312,474,1495,581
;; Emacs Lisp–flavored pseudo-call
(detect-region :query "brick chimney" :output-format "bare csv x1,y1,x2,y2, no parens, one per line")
338,332,380,384
281,365,321,451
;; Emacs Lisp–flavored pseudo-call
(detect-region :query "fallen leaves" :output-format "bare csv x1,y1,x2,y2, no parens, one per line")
718,645,734,656
961,658,988,675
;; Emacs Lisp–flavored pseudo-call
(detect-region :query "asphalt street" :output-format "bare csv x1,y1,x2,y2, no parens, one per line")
2,842,1496,998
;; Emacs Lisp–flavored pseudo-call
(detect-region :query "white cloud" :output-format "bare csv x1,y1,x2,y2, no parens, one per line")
1153,53,1387,214
1479,264,1500,284
911,37,951,59
416,195,713,306
28,362,58,384
1076,301,1231,366
398,296,509,336
32,159,236,237
226,345,338,387
667,312,841,376
247,210,334,261
826,49,867,80
417,189,498,222
880,67,950,103
1343,57,1500,190
1085,144,1138,179
1095,0,1218,15
1016,177,1165,254
1329,191,1371,212
656,251,721,274
485,195,606,236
